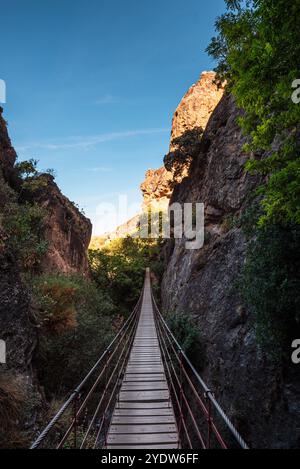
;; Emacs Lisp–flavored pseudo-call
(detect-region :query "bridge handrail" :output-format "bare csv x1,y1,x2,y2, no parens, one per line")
151,291,249,450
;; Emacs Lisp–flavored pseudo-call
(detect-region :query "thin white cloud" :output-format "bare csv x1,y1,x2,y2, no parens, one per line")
88,166,112,173
94,94,119,105
16,128,169,153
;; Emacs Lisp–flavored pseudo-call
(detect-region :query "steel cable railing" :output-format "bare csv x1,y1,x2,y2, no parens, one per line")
151,292,249,450
30,285,145,450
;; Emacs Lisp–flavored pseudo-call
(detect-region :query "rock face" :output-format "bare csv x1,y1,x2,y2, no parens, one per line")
0,106,17,179
170,71,225,150
32,176,92,276
0,107,92,446
140,72,224,211
140,167,172,212
104,72,224,241
161,93,300,449
0,108,41,448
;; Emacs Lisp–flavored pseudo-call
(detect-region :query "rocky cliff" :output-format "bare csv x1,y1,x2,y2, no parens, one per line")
31,176,92,276
140,72,225,211
99,72,225,243
170,71,225,150
161,92,300,449
0,108,41,447
0,107,92,446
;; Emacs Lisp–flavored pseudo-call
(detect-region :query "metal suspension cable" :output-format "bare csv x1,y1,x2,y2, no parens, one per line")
30,285,144,450
156,316,208,449
156,317,192,449
79,312,139,449
152,292,249,450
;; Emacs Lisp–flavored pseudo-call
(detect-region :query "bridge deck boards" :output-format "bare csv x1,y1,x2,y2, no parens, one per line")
107,269,180,449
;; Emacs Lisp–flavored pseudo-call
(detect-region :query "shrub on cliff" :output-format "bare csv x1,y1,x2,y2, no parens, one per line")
166,311,206,368
0,160,49,273
207,0,300,357
239,224,300,358
207,0,300,227
164,127,203,185
33,275,115,396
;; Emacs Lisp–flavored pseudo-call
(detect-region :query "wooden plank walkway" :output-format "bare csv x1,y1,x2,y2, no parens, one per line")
107,269,180,449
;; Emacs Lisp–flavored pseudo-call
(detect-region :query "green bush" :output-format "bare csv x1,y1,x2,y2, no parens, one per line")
3,202,48,272
207,0,300,358
89,236,164,315
239,224,300,359
0,161,49,273
207,0,300,227
164,128,203,185
166,312,200,357
33,274,115,396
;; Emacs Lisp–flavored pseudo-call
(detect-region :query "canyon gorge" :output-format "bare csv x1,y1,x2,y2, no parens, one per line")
0,67,299,449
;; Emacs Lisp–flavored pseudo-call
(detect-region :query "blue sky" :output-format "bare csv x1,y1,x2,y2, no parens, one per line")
1,0,226,234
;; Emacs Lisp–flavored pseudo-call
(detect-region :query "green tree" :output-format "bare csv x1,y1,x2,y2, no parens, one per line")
164,128,203,185
89,237,163,315
33,274,115,395
207,0,300,356
207,0,300,226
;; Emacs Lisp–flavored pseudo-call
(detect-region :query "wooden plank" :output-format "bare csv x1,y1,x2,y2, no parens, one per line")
109,424,178,434
124,375,166,382
129,355,161,358
113,408,174,416
129,358,161,362
106,269,179,448
116,401,172,409
126,366,164,374
119,390,170,402
121,382,168,391
107,433,179,445
129,360,162,364
112,416,175,424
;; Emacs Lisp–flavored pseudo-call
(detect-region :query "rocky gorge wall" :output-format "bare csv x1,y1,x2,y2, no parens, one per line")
140,72,225,212
0,107,92,446
161,92,300,449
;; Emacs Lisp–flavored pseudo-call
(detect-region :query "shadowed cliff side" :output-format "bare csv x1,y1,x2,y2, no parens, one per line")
0,108,41,447
161,94,300,449
0,107,92,446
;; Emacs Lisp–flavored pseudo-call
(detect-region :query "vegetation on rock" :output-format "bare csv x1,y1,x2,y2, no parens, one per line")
208,0,300,357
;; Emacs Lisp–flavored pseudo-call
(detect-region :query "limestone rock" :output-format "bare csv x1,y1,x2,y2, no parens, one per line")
161,93,299,449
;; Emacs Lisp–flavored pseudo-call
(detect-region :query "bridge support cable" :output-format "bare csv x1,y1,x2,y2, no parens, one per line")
151,292,249,450
105,269,180,449
30,269,249,450
30,283,145,449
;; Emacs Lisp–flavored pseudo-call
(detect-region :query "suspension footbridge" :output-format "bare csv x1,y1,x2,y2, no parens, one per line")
31,269,248,450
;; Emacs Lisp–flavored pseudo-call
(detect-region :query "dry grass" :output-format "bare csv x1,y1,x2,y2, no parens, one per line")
0,372,27,448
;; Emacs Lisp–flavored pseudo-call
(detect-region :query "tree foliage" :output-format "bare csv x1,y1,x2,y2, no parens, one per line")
207,1,300,356
207,0,300,226
164,128,203,184
33,274,115,395
239,225,300,358
0,163,48,272
89,237,164,315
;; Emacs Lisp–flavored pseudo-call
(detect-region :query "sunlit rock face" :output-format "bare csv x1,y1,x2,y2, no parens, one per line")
161,92,300,449
170,71,225,150
31,175,92,276
140,71,225,210
140,167,173,213
104,72,225,242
